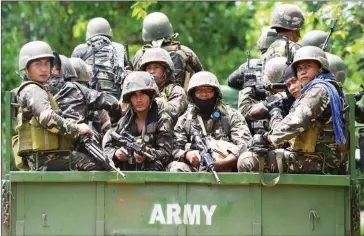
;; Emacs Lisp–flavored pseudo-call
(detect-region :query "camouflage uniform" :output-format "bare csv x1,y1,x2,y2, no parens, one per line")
238,46,347,175
133,12,203,89
325,52,364,123
262,4,304,63
238,57,290,135
71,17,128,99
168,71,251,172
103,72,173,171
46,54,77,96
139,47,188,125
14,41,105,171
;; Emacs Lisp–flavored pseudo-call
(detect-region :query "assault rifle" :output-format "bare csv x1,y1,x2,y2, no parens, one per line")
192,135,221,184
79,135,126,178
265,83,296,116
322,18,338,52
111,131,153,164
354,85,364,102
124,44,133,71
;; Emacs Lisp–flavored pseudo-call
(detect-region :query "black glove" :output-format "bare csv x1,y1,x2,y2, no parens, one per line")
248,133,272,154
254,86,269,100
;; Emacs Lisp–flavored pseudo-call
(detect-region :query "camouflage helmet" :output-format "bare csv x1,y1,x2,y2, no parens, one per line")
270,4,304,31
326,52,346,83
59,55,77,80
18,41,54,71
140,48,175,74
257,26,278,52
263,57,289,86
187,71,222,102
69,58,92,82
142,12,174,42
121,71,160,103
86,17,113,40
301,30,330,51
291,46,330,75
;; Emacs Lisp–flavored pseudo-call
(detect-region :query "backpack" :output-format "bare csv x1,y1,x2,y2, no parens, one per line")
78,38,124,99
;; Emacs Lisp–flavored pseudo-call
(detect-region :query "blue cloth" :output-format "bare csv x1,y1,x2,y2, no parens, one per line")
301,73,346,145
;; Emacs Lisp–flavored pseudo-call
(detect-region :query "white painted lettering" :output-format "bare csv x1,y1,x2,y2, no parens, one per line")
183,204,200,225
166,204,182,225
202,205,217,225
149,204,166,224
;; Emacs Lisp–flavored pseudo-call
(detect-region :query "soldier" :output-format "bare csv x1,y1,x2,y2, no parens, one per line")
301,30,330,51
71,17,128,99
46,53,78,96
13,41,104,171
283,65,302,99
168,71,251,173
103,72,173,171
133,12,203,91
258,26,279,58
263,4,304,64
238,57,291,135
325,53,364,123
139,48,188,125
227,26,277,90
54,56,121,137
238,46,347,176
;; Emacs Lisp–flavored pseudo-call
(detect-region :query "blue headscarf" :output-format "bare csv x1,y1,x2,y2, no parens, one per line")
301,73,346,145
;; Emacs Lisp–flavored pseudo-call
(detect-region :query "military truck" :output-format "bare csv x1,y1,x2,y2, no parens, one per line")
1,88,363,236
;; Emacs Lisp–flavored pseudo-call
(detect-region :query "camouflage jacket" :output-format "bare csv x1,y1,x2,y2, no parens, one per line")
54,81,121,125
261,35,301,63
268,82,346,168
155,83,188,125
133,42,203,86
45,76,67,96
17,82,79,138
173,103,252,162
238,87,269,121
103,101,173,165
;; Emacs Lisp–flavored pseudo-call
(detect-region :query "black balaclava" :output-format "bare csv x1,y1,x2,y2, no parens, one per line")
192,93,217,120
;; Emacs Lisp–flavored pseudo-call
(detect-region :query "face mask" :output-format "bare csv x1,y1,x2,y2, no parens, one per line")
192,95,216,116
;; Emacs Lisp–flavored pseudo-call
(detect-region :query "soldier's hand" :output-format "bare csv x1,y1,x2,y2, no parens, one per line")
77,123,94,136
186,150,200,167
114,147,128,161
248,133,271,154
134,153,145,163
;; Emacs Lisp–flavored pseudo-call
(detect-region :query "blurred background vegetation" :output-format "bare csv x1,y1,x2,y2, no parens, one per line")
1,1,363,175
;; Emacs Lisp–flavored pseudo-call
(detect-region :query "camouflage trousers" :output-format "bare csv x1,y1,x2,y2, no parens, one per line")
26,150,106,171
237,149,324,174
166,161,198,172
114,159,165,171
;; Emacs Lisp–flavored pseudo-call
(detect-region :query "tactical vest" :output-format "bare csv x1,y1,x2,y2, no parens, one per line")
290,80,347,154
144,42,193,90
14,81,72,156
80,39,124,99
